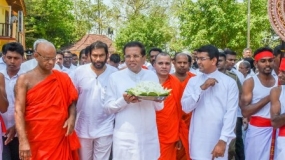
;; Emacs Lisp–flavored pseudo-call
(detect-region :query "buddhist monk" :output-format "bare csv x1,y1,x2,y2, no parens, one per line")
154,52,187,160
172,53,195,160
14,41,80,160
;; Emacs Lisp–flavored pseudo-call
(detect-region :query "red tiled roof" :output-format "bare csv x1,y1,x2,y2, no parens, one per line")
62,34,116,54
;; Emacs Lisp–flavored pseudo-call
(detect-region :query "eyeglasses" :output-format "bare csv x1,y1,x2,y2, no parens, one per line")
63,57,73,60
195,57,210,61
124,54,142,60
36,52,56,61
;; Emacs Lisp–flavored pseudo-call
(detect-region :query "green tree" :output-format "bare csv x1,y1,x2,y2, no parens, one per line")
25,0,85,48
114,12,173,54
178,0,273,54
75,0,115,35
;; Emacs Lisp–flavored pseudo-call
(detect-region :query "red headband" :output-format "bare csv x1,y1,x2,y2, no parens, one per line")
280,58,285,71
254,51,274,61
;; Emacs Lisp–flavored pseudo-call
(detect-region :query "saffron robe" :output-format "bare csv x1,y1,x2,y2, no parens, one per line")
177,72,195,160
157,75,188,160
25,70,80,160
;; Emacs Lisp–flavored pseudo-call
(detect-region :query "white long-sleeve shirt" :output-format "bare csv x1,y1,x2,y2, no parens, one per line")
181,69,238,159
0,69,23,130
104,68,163,160
72,64,117,138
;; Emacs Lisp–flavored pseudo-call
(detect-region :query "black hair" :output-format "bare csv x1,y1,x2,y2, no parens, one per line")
197,44,219,64
89,41,108,56
79,49,85,60
219,52,226,61
85,46,91,56
253,47,273,57
56,50,64,57
273,45,282,56
3,42,24,56
123,41,146,56
224,49,237,56
109,54,121,63
72,53,78,57
61,50,72,57
148,47,162,55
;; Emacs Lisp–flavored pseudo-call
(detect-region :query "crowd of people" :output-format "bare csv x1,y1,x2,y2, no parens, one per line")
0,38,284,160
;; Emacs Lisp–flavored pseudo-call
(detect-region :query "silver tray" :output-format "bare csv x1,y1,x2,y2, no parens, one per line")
137,96,168,101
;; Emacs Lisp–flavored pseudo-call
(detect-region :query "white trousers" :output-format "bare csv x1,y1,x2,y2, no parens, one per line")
79,135,112,160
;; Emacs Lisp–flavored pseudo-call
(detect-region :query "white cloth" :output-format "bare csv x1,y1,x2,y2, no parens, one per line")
189,68,202,75
62,64,77,75
0,69,23,130
251,75,277,118
72,64,117,138
245,125,272,160
231,68,244,118
104,68,163,160
0,58,6,71
275,85,285,160
79,135,112,160
19,59,61,73
181,70,238,160
244,74,277,160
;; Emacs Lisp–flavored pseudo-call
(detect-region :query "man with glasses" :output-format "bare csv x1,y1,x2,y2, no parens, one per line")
104,41,163,160
62,51,77,75
19,39,61,73
240,47,278,160
14,41,80,160
181,44,238,160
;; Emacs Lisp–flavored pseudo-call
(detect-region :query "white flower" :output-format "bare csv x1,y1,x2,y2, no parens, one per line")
126,81,171,96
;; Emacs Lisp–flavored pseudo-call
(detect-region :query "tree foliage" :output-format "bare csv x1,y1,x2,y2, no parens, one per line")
178,0,275,54
114,12,174,54
25,0,84,48
113,0,176,53
75,0,115,35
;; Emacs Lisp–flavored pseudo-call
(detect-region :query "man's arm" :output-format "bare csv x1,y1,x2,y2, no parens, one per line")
181,78,217,113
63,102,76,136
270,86,285,129
240,78,270,118
103,78,129,114
0,73,8,113
14,75,31,159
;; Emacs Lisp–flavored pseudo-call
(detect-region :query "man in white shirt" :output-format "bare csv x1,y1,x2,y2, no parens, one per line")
0,45,6,71
181,44,238,160
62,50,77,75
223,49,245,159
0,42,24,160
235,48,252,70
72,41,117,160
104,41,163,160
241,47,277,160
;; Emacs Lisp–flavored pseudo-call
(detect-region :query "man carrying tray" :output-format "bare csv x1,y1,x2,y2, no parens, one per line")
104,41,164,160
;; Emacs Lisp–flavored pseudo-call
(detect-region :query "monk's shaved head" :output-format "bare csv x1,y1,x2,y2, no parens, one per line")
174,53,192,63
154,52,171,63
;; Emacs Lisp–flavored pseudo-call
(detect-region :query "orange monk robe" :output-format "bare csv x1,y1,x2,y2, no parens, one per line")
176,72,195,160
156,75,186,160
25,70,80,160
